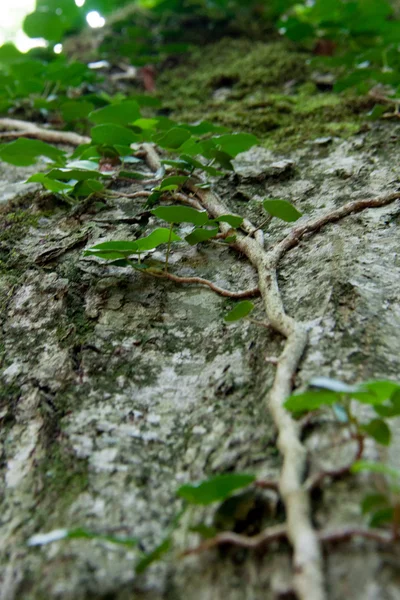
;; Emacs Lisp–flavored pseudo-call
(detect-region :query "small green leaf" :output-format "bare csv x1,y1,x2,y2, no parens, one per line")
177,473,255,505
91,124,139,146
351,461,400,480
73,179,105,197
89,101,141,125
27,173,74,194
263,199,302,222
224,301,254,322
284,390,338,412
0,138,65,166
369,507,394,528
151,205,208,225
159,175,188,189
209,214,243,228
154,127,191,149
135,538,171,574
179,154,223,176
360,419,391,446
185,227,218,245
361,494,390,515
214,133,258,157
60,100,94,122
133,228,181,252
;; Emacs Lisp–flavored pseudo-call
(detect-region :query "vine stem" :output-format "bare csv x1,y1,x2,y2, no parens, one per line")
145,269,260,298
191,184,326,600
0,117,90,146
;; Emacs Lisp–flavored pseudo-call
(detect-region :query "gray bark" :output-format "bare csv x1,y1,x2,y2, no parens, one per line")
1,122,400,599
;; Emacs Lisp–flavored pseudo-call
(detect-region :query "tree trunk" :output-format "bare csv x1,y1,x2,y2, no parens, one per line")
1,38,400,600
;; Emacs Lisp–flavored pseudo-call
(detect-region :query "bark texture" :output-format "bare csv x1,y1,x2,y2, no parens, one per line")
1,99,400,599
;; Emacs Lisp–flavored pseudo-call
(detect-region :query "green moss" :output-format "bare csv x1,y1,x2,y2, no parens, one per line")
156,37,367,151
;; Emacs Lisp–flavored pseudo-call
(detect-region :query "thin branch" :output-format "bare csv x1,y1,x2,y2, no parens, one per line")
0,118,90,146
192,186,326,600
181,524,395,558
275,192,400,261
181,523,287,557
147,270,260,299
108,190,152,199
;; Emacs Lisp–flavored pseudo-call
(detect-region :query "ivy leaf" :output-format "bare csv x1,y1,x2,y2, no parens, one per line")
133,228,181,252
73,179,105,197
151,205,208,225
176,473,255,505
60,100,94,122
153,127,192,149
263,199,302,222
369,507,394,528
0,138,65,166
224,300,254,322
158,175,189,190
284,390,338,412
214,133,258,157
179,154,223,176
27,173,74,194
209,214,243,228
361,493,390,515
91,124,140,146
185,227,218,245
89,101,141,125
23,11,65,41
360,419,391,446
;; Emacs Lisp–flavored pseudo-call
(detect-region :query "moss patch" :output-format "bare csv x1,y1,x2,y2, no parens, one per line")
156,37,368,151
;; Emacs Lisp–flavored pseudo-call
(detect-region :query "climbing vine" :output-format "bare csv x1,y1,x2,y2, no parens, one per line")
1,1,400,599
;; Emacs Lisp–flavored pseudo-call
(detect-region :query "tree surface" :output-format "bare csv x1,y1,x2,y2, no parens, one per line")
0,2,400,599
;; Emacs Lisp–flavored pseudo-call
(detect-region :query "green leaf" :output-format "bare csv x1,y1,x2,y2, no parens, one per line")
85,229,181,259
23,11,65,42
60,100,94,122
73,179,105,197
159,175,189,189
369,507,394,528
224,301,254,322
89,101,141,125
263,199,302,222
179,154,223,176
360,419,391,446
284,390,338,412
214,133,259,157
151,205,208,225
133,228,181,252
185,227,218,245
176,473,255,505
154,127,192,149
91,124,139,146
135,538,171,574
361,494,390,515
27,173,74,194
0,138,65,166
209,214,243,228
351,461,400,480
